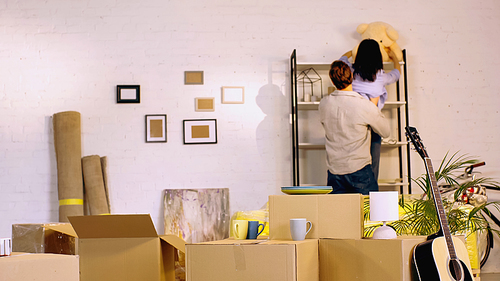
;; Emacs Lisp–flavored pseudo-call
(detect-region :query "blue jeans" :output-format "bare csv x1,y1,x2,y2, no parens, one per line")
371,132,382,181
327,164,379,195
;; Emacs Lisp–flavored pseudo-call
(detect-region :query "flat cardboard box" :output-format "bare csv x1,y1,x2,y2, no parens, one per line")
186,238,319,281
47,214,185,281
11,223,76,254
0,252,79,281
319,236,428,281
269,194,364,240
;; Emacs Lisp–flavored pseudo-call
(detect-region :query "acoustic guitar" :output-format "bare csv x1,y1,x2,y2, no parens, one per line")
405,126,474,281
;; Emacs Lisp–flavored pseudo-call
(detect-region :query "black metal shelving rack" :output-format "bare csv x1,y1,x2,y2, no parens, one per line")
290,49,411,194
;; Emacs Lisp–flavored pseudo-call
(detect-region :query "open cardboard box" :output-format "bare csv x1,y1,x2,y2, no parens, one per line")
48,214,185,281
269,194,364,240
186,238,319,281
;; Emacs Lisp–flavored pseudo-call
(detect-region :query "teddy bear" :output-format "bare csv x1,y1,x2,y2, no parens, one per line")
352,21,403,62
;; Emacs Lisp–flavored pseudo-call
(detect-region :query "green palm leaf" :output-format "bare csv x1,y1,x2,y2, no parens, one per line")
364,151,500,239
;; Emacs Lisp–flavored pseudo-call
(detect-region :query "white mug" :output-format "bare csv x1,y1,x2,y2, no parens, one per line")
289,218,312,241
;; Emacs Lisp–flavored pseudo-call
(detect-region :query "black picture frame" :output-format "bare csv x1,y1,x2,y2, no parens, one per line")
146,114,167,143
183,119,217,144
117,85,140,103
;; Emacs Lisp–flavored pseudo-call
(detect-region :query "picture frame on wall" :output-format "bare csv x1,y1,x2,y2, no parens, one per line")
183,119,217,144
146,115,167,143
221,86,244,104
184,71,204,85
117,85,140,103
195,97,215,112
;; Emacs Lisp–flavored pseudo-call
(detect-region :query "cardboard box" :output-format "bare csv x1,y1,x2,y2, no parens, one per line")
48,214,186,281
269,194,364,240
11,223,76,254
319,236,427,281
186,239,319,281
0,252,79,281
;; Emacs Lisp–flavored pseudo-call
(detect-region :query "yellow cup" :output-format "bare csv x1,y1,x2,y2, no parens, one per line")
233,220,249,240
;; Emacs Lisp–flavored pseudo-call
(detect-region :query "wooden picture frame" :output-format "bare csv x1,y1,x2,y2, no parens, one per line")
195,97,215,112
184,71,204,85
117,85,140,103
222,86,244,104
146,115,167,143
183,119,217,144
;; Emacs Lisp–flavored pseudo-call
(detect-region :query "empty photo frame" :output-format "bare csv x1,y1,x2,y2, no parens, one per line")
195,97,215,112
117,85,140,103
222,86,244,104
183,119,217,144
146,115,167,143
184,71,204,85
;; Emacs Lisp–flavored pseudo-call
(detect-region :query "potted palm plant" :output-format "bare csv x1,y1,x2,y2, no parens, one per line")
364,151,500,267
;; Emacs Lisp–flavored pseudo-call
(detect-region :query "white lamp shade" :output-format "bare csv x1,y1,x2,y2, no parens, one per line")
369,191,399,221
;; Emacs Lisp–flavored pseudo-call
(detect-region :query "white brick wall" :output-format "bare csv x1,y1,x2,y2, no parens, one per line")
1,0,500,240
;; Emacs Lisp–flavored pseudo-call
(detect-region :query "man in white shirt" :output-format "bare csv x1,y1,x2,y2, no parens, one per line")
319,60,390,194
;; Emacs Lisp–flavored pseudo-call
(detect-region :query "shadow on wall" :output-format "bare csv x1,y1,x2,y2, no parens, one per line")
255,59,290,180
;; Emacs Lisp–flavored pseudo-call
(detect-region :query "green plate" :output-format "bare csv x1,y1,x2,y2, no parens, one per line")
281,186,332,195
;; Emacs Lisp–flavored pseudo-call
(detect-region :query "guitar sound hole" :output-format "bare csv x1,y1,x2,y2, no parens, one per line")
448,259,463,281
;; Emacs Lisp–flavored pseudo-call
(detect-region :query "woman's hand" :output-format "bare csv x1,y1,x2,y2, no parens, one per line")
389,50,401,72
342,51,352,58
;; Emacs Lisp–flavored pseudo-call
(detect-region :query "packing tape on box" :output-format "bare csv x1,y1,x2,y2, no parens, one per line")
59,198,84,206
233,244,246,271
0,238,11,256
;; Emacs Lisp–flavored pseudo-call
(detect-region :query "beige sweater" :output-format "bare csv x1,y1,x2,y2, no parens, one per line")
319,90,390,175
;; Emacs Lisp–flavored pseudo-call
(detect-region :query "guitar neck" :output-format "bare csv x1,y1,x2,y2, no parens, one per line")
424,157,458,260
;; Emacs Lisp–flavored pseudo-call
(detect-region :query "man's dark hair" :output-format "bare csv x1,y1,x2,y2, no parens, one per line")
329,60,352,90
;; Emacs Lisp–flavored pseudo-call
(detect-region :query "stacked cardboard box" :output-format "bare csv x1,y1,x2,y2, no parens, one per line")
0,252,79,281
186,194,447,281
269,194,364,240
12,223,76,254
186,239,318,281
186,194,363,281
319,236,427,281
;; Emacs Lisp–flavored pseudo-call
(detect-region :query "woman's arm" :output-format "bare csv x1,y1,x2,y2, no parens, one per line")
339,51,354,70
383,50,401,85
390,51,401,72
342,51,352,59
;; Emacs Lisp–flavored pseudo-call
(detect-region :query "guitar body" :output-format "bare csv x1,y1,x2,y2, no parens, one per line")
406,126,476,281
413,232,474,281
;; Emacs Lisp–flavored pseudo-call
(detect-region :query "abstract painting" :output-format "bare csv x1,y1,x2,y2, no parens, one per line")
163,188,230,243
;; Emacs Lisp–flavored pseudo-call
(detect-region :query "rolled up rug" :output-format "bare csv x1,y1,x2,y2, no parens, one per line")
53,111,84,222
82,155,110,215
100,156,111,213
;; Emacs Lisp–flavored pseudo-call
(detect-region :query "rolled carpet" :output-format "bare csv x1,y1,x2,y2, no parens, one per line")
82,155,110,215
53,111,84,222
100,156,111,213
